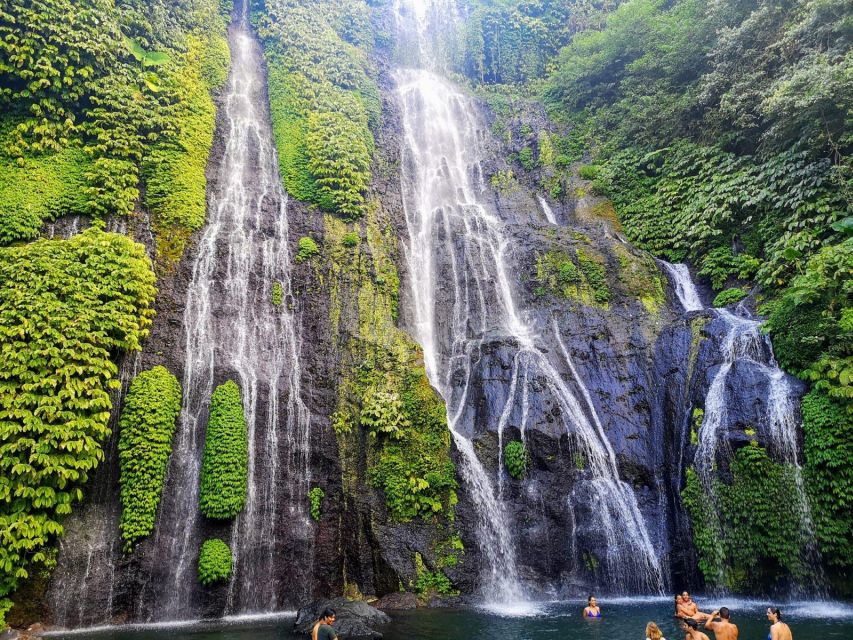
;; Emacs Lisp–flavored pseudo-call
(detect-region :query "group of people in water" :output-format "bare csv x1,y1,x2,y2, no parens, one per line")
582,592,794,640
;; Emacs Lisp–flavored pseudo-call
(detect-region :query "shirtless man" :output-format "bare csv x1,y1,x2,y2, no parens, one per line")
681,618,711,640
767,607,793,640
679,591,712,622
705,607,738,640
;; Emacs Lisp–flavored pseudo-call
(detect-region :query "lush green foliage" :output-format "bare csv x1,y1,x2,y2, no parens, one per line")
369,368,458,522
683,444,807,591
460,0,620,84
199,381,248,519
712,287,748,308
414,551,454,596
296,236,320,263
118,366,182,551
801,390,853,585
341,232,359,248
361,389,410,439
0,146,89,244
542,2,852,416
765,239,853,404
309,487,324,522
271,281,284,306
0,0,230,257
324,207,456,525
144,31,230,263
0,229,156,613
259,0,377,218
503,441,529,480
197,538,232,586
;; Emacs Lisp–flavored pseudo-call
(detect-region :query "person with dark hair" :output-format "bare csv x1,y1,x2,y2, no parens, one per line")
311,608,337,640
583,595,601,618
680,618,710,640
767,607,793,640
705,606,738,640
680,592,711,621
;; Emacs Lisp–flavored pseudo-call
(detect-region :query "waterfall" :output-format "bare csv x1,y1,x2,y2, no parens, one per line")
395,11,666,594
145,0,311,619
660,261,703,312
662,262,823,591
537,195,558,225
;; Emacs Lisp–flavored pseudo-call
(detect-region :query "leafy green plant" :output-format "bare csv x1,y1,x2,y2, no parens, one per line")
518,146,535,171
361,388,409,439
578,164,600,180
369,369,457,522
199,381,248,519
712,287,748,308
802,390,853,580
118,366,182,551
0,229,156,611
259,0,377,218
198,538,232,586
342,232,360,247
296,236,320,263
577,249,610,305
504,441,529,480
0,146,90,245
414,552,455,596
271,281,284,306
683,444,807,590
309,487,325,521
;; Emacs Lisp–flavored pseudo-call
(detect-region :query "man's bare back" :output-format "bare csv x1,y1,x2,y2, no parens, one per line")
705,608,739,640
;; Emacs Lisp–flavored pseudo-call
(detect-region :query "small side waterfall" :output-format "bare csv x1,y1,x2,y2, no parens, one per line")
660,261,703,312
145,0,311,619
537,195,558,225
662,261,823,591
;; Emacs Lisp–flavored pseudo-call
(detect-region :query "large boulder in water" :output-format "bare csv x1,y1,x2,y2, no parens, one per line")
294,598,391,639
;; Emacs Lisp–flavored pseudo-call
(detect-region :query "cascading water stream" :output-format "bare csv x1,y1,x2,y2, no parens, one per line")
395,1,666,598
145,0,311,619
662,262,823,590
537,195,558,225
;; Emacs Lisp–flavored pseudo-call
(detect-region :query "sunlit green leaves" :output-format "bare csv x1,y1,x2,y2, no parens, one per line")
197,538,232,586
198,381,248,520
0,229,156,605
118,366,182,552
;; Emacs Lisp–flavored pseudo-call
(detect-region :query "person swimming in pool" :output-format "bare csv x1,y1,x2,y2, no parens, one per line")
679,591,712,622
583,595,601,618
681,618,710,640
767,607,792,640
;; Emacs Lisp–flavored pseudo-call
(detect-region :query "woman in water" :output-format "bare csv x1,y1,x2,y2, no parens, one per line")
767,607,793,640
675,595,683,617
583,595,601,618
646,621,666,640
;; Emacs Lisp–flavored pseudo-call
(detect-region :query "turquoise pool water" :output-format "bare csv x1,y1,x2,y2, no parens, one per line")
47,597,853,639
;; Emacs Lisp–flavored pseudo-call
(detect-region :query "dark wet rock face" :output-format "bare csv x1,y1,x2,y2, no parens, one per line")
294,598,390,639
